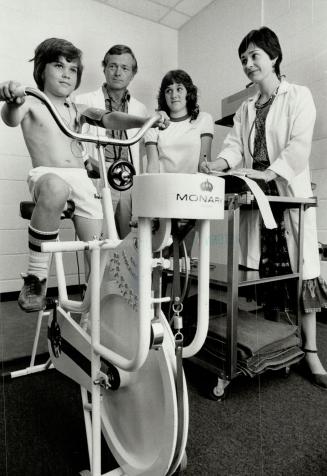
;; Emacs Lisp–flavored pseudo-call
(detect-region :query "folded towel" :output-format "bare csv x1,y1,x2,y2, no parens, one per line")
208,310,299,356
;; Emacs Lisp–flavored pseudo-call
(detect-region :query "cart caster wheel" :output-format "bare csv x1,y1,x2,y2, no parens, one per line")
209,386,225,401
282,366,291,378
79,470,91,475
209,377,229,401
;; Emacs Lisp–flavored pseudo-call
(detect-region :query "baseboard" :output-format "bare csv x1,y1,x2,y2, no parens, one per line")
0,284,84,302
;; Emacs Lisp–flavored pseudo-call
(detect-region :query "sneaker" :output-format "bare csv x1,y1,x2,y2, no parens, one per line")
18,274,47,312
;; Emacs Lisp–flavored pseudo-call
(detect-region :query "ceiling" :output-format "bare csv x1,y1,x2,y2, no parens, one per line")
93,0,215,29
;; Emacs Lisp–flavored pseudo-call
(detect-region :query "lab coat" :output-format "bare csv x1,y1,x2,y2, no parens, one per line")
75,87,148,174
219,80,320,279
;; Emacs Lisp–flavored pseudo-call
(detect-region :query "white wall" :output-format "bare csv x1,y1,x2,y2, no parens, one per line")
0,0,178,293
180,0,327,268
2,0,327,291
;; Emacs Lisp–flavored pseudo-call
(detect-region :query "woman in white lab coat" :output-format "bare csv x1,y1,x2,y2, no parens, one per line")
203,26,327,389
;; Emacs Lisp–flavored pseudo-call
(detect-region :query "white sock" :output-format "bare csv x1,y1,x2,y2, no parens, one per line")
27,225,59,280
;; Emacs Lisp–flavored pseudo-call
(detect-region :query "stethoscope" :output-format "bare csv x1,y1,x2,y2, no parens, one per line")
247,117,256,160
247,84,280,162
106,93,134,165
110,128,133,165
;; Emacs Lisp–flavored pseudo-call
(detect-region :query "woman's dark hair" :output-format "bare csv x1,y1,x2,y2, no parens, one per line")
238,27,283,78
30,38,83,91
102,44,138,74
158,69,199,121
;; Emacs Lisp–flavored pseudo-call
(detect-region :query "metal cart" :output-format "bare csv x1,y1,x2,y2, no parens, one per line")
188,192,318,396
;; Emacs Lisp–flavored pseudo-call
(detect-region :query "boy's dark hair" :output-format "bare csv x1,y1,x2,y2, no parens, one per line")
158,69,199,121
30,38,83,91
102,44,138,74
238,27,283,78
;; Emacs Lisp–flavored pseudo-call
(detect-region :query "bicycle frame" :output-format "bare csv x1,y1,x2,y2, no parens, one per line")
19,87,225,476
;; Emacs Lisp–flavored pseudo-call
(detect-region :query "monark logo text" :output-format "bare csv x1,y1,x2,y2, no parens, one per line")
176,193,222,204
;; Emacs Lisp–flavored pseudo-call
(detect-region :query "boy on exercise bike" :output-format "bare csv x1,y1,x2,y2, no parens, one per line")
0,37,169,313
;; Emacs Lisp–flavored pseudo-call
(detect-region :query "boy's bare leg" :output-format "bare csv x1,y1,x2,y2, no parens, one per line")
19,174,70,312
73,216,103,242
73,216,103,281
31,174,71,230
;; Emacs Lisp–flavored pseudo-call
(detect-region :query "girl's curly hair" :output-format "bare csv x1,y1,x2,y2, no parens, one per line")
157,70,199,121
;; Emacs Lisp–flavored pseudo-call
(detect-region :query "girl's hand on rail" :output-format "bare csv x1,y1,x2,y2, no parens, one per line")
0,81,25,105
155,111,170,130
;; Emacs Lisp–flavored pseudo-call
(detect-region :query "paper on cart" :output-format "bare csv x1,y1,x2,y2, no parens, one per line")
210,171,277,229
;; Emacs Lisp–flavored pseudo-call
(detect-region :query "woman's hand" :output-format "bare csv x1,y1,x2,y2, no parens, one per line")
234,168,277,182
200,157,229,174
200,161,216,173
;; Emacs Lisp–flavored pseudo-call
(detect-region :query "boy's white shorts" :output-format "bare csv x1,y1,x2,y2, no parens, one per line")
27,167,103,220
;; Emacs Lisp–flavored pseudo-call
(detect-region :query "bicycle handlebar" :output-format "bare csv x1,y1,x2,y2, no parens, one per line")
15,86,160,147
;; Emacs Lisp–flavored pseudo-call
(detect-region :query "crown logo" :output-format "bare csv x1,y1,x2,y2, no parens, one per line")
200,179,213,192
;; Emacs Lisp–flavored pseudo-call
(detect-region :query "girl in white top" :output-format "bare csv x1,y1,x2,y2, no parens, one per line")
202,27,327,389
145,70,214,173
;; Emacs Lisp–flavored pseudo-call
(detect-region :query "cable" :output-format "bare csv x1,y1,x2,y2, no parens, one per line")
74,232,84,300
181,240,190,302
247,118,256,159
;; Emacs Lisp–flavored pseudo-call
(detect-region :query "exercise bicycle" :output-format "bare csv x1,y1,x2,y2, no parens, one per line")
16,87,225,476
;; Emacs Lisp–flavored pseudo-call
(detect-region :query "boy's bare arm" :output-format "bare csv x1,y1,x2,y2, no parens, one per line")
80,106,169,130
102,111,170,130
0,81,28,127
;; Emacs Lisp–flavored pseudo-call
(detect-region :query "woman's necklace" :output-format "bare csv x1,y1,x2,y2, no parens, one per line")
255,84,280,109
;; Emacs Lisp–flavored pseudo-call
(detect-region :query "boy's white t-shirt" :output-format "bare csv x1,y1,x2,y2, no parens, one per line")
145,112,214,173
